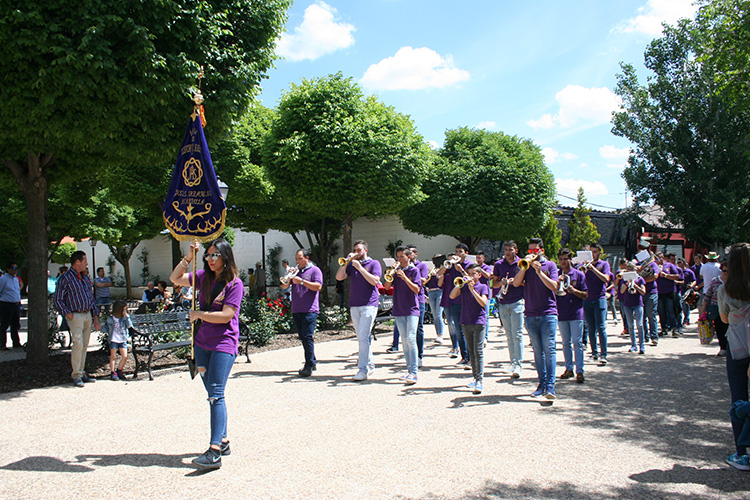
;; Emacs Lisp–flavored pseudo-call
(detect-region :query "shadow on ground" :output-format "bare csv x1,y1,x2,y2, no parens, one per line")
0,452,195,473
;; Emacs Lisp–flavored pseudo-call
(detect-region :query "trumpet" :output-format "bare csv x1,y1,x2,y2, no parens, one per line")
280,266,299,285
338,253,356,266
627,280,637,294
579,261,593,272
384,263,400,282
454,275,471,288
518,254,540,271
555,274,571,296
443,256,460,269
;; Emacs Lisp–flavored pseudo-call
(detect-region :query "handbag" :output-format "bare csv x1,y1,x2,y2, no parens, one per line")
706,303,720,321
698,317,715,345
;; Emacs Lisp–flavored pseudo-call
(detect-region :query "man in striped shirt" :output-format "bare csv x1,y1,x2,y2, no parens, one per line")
54,250,101,387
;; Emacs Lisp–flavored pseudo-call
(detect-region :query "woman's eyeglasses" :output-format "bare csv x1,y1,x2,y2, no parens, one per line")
204,252,221,261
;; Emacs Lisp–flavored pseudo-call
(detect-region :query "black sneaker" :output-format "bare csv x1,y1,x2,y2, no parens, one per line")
81,373,96,383
220,441,231,456
192,447,222,470
298,365,313,377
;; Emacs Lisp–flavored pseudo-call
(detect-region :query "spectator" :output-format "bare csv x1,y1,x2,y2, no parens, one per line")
93,267,113,311
0,262,23,350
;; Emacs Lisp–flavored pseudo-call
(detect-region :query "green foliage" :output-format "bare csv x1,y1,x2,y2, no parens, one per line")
50,242,77,265
612,0,750,245
267,243,283,284
316,305,349,331
239,294,294,347
400,127,556,251
138,248,150,286
264,73,431,221
538,206,563,263
568,188,601,251
219,227,235,246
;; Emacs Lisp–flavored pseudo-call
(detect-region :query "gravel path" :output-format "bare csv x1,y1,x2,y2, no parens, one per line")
1,317,748,500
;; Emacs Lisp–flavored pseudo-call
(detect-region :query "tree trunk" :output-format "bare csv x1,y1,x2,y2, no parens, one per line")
341,215,353,308
5,154,54,365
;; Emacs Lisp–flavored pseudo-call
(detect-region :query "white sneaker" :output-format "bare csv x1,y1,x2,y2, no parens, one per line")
434,336,443,344
418,358,423,367
367,367,375,376
353,371,367,381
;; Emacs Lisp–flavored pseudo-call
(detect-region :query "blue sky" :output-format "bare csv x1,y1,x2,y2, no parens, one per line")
256,0,699,211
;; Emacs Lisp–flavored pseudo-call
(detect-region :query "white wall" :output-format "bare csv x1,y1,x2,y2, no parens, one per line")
52,215,462,285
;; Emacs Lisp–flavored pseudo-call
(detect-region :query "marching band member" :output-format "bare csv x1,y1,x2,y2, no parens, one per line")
438,253,458,356
636,239,661,346
655,251,680,337
384,246,422,385
449,263,489,394
491,241,525,379
408,245,429,366
476,252,493,340
335,240,382,381
513,237,559,399
425,254,445,344
438,244,472,367
677,258,696,326
582,243,611,365
617,261,647,354
556,249,588,383
281,249,323,378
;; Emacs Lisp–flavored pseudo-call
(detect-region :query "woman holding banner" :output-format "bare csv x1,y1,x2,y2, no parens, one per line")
170,238,244,471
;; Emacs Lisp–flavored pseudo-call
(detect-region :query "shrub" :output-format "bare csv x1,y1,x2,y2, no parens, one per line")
317,305,349,331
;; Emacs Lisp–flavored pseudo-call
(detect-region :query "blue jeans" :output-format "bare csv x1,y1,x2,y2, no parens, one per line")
525,315,558,390
463,324,485,381
293,312,318,368
583,298,608,358
194,346,236,446
644,292,659,341
483,298,491,340
394,315,419,375
497,300,524,369
350,306,377,374
558,319,584,374
427,290,444,338
446,303,468,360
727,349,750,455
391,303,424,358
658,293,678,333
622,305,645,351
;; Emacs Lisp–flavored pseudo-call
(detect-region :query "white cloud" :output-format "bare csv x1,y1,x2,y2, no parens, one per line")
614,0,698,36
477,121,497,130
543,147,578,164
276,2,355,61
360,46,470,91
557,178,609,197
600,145,631,170
427,140,440,150
527,85,621,130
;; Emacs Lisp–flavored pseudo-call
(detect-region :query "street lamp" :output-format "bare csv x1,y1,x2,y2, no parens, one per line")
89,239,97,277
218,180,229,201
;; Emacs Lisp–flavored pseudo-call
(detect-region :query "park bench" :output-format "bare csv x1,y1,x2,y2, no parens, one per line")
129,311,251,380
370,294,394,339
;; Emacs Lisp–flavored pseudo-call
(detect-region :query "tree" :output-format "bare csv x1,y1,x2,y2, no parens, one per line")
263,73,431,289
539,205,563,262
399,127,556,252
612,0,750,246
568,188,601,251
0,1,290,364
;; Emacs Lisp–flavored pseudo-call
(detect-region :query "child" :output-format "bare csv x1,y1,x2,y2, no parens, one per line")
104,300,133,380
449,263,489,394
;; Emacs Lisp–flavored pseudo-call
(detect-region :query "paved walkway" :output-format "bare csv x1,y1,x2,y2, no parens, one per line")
1,314,748,500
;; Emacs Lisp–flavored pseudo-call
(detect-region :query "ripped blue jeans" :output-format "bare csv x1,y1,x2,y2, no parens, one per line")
194,345,236,446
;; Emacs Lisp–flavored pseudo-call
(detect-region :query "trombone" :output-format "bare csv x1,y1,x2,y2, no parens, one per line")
384,263,400,282
280,266,299,285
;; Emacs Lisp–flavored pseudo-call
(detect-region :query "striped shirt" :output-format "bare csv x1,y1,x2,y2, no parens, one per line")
54,270,98,317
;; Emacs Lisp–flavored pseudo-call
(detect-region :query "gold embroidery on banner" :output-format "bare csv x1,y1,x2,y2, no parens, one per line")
183,158,203,187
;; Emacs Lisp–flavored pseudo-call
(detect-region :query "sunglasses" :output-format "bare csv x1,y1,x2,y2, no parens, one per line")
528,248,541,254
9,266,17,270
204,252,221,261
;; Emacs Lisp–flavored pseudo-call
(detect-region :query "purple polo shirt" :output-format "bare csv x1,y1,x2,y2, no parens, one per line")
391,265,420,316
691,264,703,286
556,268,586,321
681,268,696,291
425,275,440,290
189,270,245,355
478,263,492,287
291,264,323,314
643,261,660,295
346,258,381,307
657,262,679,294
583,260,611,301
441,259,471,307
523,259,558,317
493,257,524,304
459,283,489,325
413,260,429,304
621,276,646,308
